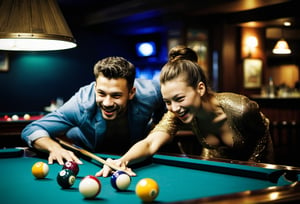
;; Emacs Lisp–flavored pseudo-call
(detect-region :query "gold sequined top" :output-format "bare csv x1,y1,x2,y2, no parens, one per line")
151,92,274,163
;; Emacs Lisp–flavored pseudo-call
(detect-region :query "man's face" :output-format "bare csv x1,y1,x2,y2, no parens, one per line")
95,74,135,120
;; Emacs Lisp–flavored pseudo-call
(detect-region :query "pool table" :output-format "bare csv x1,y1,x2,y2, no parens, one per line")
0,112,45,147
1,148,300,203
0,112,45,134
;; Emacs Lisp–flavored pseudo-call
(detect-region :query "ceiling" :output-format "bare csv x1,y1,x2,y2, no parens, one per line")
57,0,300,30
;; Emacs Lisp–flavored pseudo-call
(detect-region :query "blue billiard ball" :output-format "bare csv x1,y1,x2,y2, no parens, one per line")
111,170,131,191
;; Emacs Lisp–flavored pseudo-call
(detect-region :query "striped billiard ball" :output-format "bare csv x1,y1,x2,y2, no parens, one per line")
62,161,79,176
111,170,131,191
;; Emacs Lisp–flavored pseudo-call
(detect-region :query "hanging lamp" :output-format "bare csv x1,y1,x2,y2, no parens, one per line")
272,29,291,54
0,0,77,51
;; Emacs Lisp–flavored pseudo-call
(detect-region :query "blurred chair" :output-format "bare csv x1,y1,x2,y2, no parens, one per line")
269,120,300,166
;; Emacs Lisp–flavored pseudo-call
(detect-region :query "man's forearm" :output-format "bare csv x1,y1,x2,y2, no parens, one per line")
32,137,61,153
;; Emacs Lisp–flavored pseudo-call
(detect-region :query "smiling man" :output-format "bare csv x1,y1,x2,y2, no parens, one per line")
21,56,165,165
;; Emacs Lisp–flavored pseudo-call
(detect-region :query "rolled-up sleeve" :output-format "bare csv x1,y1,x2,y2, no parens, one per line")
21,82,96,147
24,129,50,147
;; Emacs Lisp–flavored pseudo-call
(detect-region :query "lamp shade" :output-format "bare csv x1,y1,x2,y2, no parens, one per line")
0,0,77,51
272,39,291,54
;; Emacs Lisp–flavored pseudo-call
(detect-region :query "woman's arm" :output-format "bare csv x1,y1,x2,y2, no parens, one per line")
95,131,172,177
96,111,179,177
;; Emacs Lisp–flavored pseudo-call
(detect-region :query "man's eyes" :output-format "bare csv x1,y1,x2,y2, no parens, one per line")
97,92,105,96
164,100,171,105
112,94,122,99
97,92,122,98
175,96,184,102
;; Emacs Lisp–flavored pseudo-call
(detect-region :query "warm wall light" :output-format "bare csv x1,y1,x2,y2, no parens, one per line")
0,0,77,51
245,36,258,57
272,39,291,54
246,36,258,48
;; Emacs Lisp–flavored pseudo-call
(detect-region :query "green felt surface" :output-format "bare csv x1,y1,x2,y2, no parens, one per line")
0,148,24,158
0,153,290,203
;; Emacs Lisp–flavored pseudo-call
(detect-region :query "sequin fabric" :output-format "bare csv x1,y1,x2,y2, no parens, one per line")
151,92,274,163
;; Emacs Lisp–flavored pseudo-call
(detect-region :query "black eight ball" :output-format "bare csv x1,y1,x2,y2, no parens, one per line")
57,169,76,189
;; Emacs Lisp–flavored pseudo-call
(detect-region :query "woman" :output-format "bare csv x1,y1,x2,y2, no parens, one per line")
156,59,274,162
96,49,274,177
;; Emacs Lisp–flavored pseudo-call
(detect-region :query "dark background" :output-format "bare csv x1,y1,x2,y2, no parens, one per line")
0,0,299,112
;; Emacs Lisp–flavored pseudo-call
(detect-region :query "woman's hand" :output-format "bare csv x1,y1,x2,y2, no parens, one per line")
95,158,136,177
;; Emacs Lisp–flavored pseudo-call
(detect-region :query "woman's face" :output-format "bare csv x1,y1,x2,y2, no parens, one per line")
161,75,204,124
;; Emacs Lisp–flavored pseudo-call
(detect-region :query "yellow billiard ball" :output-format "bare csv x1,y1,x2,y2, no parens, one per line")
135,178,159,202
31,161,49,179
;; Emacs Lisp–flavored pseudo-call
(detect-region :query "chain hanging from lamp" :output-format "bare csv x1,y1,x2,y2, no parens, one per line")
0,0,77,51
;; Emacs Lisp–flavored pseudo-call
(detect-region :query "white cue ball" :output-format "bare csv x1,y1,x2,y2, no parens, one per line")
23,113,31,120
11,114,19,121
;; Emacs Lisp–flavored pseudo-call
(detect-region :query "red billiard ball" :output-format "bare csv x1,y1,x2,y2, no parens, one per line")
62,161,79,176
32,161,49,179
79,175,101,199
135,178,159,202
56,169,76,189
111,170,131,191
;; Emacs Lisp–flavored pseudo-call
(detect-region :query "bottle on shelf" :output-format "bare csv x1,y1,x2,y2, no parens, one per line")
268,77,275,98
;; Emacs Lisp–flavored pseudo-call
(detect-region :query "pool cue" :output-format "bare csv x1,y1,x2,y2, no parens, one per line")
56,138,132,175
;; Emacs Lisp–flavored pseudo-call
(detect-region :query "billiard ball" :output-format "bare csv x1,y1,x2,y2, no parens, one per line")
111,170,131,191
11,114,19,121
135,178,159,202
79,175,101,199
56,169,76,189
23,113,31,120
62,161,79,176
31,161,49,179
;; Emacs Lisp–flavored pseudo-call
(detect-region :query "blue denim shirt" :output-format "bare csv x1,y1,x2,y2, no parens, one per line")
21,78,165,152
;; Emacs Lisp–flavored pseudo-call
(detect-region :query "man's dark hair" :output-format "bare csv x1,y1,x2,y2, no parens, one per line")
94,56,136,89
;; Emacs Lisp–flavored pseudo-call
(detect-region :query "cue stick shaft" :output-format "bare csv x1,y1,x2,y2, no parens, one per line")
56,138,131,175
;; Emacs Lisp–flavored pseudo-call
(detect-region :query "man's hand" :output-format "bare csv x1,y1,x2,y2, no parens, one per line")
33,137,83,165
48,146,82,165
95,158,136,177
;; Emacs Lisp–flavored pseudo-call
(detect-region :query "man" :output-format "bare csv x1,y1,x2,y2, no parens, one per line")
21,56,165,165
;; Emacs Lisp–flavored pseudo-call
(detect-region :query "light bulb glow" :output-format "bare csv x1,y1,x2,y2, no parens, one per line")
0,38,77,51
272,39,291,54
